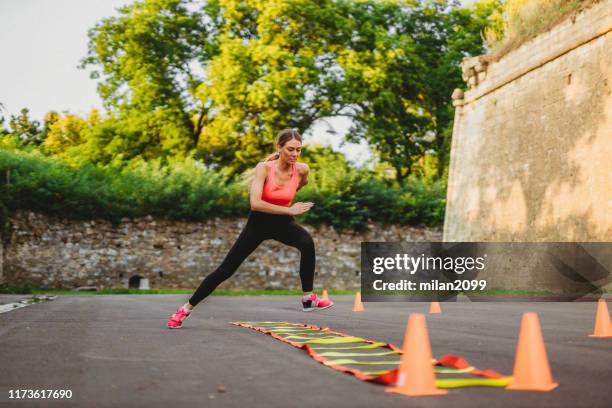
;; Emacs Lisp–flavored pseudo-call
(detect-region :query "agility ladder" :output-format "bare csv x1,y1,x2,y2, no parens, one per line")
231,321,512,388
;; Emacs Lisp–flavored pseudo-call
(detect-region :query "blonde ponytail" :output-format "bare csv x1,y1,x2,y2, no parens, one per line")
242,152,279,188
262,152,280,162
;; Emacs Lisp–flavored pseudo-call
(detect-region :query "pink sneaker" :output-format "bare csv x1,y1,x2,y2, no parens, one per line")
166,306,191,329
302,293,334,312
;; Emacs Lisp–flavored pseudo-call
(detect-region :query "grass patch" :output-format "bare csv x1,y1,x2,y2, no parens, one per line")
0,284,355,296
484,0,600,61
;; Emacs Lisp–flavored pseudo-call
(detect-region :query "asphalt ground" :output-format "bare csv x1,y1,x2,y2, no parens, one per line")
0,295,610,407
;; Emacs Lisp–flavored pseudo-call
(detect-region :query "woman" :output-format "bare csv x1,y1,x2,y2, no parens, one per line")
166,128,333,329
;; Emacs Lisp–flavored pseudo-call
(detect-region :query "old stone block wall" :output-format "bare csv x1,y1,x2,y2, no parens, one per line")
0,211,441,289
445,1,611,242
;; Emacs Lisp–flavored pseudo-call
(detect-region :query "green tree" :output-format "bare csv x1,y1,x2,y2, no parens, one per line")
338,0,431,185
195,0,360,175
41,111,61,143
80,0,396,175
80,0,215,162
0,103,9,138
79,0,500,178
341,0,502,183
416,0,503,177
42,113,87,155
8,108,43,146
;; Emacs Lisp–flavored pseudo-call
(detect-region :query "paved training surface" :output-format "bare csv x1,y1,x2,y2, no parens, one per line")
0,295,610,407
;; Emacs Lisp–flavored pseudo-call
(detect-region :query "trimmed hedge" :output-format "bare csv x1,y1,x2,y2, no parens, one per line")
0,149,445,230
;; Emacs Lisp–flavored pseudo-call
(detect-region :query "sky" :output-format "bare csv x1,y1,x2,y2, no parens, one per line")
0,0,473,165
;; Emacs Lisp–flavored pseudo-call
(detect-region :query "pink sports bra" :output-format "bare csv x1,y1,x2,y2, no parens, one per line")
261,160,299,207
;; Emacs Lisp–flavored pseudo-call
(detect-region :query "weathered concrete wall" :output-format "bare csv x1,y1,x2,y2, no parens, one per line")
445,1,611,242
1,211,441,290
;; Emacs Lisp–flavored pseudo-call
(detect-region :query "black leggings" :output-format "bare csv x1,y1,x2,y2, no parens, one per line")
188,210,315,306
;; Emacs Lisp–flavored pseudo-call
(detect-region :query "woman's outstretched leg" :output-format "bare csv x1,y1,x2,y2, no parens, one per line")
167,220,264,328
189,225,265,307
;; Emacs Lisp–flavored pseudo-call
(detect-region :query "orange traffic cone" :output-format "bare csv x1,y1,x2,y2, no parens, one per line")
506,312,558,391
589,299,611,338
385,313,447,396
353,292,364,312
322,289,329,301
429,301,441,314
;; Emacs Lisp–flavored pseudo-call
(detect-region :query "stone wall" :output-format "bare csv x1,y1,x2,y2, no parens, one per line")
445,1,611,242
0,211,441,290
